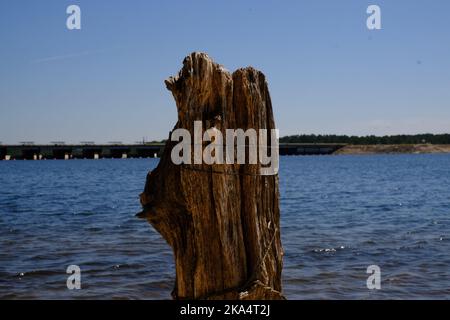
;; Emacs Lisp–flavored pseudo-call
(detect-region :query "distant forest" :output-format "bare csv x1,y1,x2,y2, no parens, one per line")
279,134,450,145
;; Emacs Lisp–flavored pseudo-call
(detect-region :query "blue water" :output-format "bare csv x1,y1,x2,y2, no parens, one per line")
0,155,449,299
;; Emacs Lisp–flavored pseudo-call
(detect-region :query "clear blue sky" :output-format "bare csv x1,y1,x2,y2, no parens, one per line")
1,0,450,144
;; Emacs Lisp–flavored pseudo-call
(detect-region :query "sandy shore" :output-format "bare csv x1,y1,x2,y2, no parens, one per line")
334,144,450,155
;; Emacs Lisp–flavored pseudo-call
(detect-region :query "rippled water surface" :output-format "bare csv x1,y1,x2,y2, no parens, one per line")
1,155,449,299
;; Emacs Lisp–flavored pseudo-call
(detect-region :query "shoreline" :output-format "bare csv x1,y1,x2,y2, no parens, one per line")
334,144,450,155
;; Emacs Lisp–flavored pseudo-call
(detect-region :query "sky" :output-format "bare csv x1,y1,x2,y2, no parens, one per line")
1,0,450,144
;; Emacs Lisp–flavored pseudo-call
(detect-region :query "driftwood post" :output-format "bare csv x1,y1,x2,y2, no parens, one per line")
139,52,283,299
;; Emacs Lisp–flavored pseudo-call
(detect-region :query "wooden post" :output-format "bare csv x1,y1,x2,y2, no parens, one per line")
139,52,284,300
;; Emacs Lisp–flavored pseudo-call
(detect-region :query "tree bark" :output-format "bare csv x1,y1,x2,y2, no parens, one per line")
138,52,284,300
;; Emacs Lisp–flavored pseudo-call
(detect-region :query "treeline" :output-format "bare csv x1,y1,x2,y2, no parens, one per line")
279,134,450,145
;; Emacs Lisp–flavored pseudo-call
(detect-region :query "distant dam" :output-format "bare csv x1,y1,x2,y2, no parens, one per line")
0,143,346,160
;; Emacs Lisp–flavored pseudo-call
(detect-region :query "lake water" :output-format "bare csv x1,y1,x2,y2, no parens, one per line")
0,155,449,299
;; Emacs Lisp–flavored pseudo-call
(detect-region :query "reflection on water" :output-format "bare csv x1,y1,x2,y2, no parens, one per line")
0,155,449,299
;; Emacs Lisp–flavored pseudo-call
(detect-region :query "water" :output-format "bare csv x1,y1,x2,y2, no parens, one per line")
281,155,450,299
0,155,449,299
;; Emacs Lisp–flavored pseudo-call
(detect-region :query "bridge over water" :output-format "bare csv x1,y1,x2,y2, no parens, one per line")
0,143,346,160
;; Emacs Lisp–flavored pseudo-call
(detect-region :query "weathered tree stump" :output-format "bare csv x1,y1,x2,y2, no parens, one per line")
138,52,284,300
